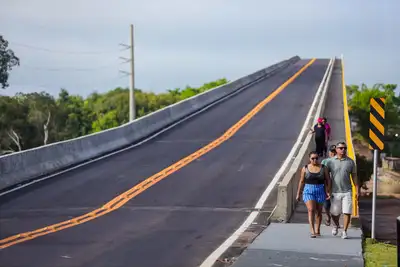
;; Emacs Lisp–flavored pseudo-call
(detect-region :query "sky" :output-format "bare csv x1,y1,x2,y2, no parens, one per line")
1,0,399,97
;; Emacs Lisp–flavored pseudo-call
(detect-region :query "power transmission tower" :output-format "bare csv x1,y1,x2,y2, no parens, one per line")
119,24,135,121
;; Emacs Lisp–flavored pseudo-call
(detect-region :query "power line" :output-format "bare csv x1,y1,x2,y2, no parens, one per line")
21,62,123,72
10,41,129,55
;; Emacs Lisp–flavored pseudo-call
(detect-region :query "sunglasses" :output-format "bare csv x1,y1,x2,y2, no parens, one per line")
337,147,347,150
311,157,319,160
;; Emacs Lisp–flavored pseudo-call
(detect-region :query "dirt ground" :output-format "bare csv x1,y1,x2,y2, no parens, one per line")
358,195,400,245
354,140,373,161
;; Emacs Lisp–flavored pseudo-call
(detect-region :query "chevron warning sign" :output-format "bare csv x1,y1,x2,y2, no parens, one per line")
369,97,385,150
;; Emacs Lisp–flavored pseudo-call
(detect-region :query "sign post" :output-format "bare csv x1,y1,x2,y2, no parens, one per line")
369,97,385,240
397,216,400,266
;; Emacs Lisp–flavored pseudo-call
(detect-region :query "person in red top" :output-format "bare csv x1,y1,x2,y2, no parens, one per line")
322,117,331,157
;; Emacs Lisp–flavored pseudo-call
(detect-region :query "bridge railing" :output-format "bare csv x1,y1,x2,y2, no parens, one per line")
273,57,335,222
273,56,358,222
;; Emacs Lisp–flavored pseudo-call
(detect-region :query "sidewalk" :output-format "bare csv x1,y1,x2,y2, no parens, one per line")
233,204,364,267
232,223,363,267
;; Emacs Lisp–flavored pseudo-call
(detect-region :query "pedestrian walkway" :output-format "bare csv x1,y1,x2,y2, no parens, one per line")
232,223,363,267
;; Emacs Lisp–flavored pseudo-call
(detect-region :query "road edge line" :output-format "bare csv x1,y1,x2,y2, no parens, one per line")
341,55,358,217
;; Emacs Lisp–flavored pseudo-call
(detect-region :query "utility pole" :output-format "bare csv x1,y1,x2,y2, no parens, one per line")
129,24,135,121
119,24,136,121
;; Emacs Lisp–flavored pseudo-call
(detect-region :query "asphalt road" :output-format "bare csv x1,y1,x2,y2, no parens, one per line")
0,58,329,267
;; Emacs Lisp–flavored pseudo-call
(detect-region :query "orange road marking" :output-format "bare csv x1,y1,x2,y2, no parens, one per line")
0,58,316,249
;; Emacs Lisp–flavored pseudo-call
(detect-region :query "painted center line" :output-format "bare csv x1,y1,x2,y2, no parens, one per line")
0,59,316,249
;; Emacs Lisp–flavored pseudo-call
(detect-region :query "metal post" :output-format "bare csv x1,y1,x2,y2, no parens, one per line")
397,216,400,266
371,149,378,239
129,24,136,121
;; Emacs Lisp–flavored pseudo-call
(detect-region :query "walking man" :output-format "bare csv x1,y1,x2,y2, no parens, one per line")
324,141,358,239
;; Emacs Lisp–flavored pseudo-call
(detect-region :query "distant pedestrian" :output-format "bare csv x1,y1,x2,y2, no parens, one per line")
310,118,327,157
324,141,358,239
322,117,331,157
321,145,337,226
296,151,331,238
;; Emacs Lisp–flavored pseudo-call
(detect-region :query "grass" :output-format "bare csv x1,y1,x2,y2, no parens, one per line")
363,238,397,267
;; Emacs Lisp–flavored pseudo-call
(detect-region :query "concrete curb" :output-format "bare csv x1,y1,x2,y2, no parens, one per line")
272,57,335,222
0,56,300,191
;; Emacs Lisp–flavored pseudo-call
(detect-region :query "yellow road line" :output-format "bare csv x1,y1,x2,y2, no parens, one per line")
341,58,358,217
0,58,316,249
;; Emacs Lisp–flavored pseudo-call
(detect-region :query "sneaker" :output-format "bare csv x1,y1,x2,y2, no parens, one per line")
341,231,348,239
332,227,338,236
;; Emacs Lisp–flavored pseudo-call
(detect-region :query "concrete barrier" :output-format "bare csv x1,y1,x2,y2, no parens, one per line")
0,56,300,191
273,57,335,222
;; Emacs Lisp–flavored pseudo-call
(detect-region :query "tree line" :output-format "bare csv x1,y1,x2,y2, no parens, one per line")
0,80,228,155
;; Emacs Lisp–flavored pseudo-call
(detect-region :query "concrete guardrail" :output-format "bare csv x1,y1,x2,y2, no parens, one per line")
273,57,335,222
0,56,300,191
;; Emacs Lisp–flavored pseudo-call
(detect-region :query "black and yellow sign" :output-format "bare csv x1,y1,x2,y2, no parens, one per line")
369,97,385,150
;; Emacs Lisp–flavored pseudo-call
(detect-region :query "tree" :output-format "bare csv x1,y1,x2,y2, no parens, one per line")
0,96,27,152
21,92,57,145
347,83,400,142
55,89,90,140
0,35,20,89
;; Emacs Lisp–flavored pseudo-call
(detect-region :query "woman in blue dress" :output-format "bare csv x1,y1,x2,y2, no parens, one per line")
296,151,331,238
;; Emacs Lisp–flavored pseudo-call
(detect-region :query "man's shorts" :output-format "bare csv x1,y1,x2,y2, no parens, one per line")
330,192,352,215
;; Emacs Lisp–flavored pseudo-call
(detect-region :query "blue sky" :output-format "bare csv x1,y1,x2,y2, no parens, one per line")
1,0,399,97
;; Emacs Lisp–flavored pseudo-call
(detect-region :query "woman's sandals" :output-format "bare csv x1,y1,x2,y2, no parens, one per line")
311,232,321,238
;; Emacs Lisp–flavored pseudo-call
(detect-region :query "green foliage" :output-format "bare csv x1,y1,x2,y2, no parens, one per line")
355,153,373,186
0,78,228,154
386,140,400,157
347,83,400,144
363,238,397,267
0,35,20,89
